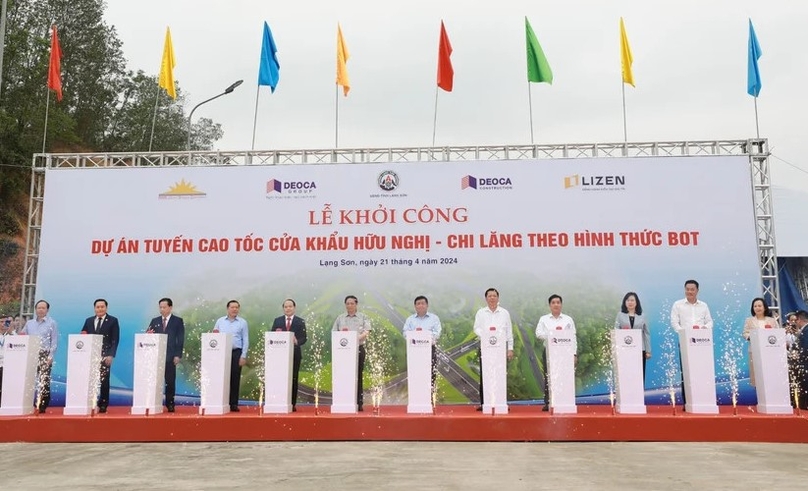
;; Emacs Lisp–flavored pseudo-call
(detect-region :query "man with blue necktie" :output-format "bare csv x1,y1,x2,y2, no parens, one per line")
213,300,249,412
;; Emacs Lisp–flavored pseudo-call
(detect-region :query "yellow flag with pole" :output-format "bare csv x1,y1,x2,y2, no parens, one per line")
159,27,176,99
336,24,351,96
620,18,634,87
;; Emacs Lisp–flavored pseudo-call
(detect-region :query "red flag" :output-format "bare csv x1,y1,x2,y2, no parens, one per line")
48,25,63,101
437,20,454,92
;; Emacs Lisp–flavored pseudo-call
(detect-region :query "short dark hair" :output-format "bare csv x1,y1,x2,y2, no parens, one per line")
227,300,240,308
684,279,699,289
749,297,772,317
796,310,808,322
94,298,108,307
620,292,643,315
344,295,358,304
159,297,173,307
414,295,428,305
548,294,563,305
35,300,50,309
484,288,499,298
283,298,296,307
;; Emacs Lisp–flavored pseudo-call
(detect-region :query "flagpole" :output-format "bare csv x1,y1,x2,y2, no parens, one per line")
335,84,339,148
251,86,261,150
621,82,628,143
431,87,439,147
527,82,535,145
41,89,51,153
147,88,161,151
753,96,760,139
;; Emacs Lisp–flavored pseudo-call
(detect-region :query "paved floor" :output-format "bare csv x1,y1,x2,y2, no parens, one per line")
0,441,806,490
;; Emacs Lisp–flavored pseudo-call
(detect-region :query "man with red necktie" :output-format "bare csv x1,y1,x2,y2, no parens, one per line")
80,299,120,413
148,297,185,412
271,299,307,411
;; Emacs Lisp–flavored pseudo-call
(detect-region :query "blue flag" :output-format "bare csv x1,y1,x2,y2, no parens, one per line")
258,21,280,92
747,19,762,97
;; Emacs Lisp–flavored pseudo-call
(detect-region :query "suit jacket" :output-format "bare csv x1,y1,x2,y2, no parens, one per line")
614,312,651,353
148,315,185,360
82,315,120,358
271,315,307,351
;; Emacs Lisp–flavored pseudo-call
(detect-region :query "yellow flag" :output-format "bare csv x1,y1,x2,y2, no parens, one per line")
159,27,176,99
336,24,351,96
619,18,634,87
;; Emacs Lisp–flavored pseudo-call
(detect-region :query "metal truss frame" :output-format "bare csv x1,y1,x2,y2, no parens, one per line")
21,139,780,316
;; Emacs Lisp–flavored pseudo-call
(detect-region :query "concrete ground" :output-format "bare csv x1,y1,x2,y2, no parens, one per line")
0,441,806,490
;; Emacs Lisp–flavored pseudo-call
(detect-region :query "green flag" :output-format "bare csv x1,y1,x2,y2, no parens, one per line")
525,17,553,84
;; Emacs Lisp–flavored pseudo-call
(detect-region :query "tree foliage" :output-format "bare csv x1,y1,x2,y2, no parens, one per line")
0,0,223,237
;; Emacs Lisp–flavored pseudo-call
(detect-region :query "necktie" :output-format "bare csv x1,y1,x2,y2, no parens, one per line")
286,317,291,331
96,317,103,333
162,317,168,332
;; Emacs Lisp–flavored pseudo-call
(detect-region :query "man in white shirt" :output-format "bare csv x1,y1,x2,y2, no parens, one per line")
669,279,713,408
472,288,514,410
535,294,577,411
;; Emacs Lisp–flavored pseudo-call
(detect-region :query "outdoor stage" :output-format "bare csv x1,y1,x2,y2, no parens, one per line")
2,405,807,443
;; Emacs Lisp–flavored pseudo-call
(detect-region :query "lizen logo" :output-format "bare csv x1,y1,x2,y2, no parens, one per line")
564,174,626,192
461,175,513,191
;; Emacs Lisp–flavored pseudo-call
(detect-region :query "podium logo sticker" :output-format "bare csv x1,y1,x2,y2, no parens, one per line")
6,341,27,350
209,339,218,348
268,339,288,346
689,337,711,345
767,335,777,345
75,340,85,350
488,336,498,346
159,179,206,199
552,337,572,344
339,338,349,347
623,336,634,345
411,338,431,345
138,342,157,348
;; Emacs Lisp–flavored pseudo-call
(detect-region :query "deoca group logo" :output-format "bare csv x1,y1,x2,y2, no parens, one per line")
266,179,317,199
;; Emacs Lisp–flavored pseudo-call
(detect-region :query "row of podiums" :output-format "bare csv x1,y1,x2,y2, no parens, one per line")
0,327,794,416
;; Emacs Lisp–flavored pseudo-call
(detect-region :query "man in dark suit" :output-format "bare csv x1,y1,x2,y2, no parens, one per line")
795,310,808,410
271,299,307,411
147,297,185,412
81,298,120,413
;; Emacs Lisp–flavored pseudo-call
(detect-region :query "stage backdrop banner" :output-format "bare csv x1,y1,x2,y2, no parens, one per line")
35,155,761,405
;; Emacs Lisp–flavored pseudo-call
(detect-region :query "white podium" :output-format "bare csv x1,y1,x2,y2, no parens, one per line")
331,331,358,414
679,327,719,414
750,328,792,414
480,327,508,414
547,330,577,414
131,333,167,415
611,330,646,414
64,334,103,415
0,335,41,416
405,330,433,414
264,331,294,414
199,332,232,415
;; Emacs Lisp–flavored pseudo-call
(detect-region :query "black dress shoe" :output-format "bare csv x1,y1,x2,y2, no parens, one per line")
476,406,483,411
541,404,549,412
98,406,107,413
292,406,297,412
37,405,47,414
230,406,240,412
167,404,175,413
357,405,363,412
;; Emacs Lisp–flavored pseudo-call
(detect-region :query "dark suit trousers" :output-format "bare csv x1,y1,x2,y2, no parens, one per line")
678,349,687,406
36,351,53,409
431,345,437,391
99,362,111,407
541,349,550,404
357,345,366,406
291,347,302,406
230,348,243,407
165,360,177,405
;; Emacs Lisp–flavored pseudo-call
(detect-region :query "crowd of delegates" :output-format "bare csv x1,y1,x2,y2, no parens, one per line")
4,279,808,412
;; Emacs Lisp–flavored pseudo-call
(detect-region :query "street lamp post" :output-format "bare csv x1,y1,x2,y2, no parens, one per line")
186,79,243,151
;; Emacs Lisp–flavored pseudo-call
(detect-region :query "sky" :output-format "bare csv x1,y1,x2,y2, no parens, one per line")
103,0,808,192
